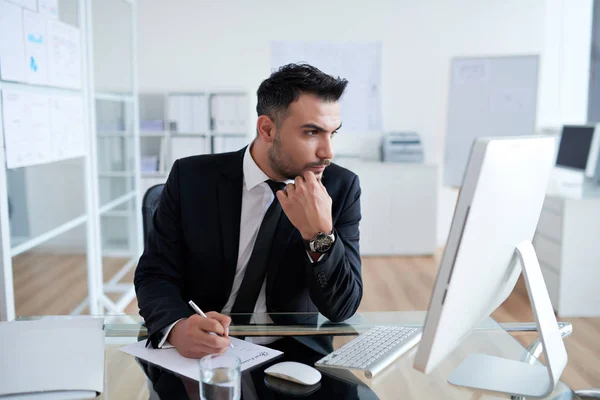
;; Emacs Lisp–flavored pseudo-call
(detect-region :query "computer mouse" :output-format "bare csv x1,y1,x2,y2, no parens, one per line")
264,361,322,386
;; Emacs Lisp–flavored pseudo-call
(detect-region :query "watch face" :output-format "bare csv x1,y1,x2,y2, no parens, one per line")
313,233,333,252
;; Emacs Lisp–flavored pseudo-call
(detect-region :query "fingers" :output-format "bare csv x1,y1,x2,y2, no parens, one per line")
303,170,317,184
196,317,225,336
205,311,232,337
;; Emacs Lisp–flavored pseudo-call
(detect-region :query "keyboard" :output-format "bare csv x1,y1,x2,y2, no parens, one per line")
314,326,422,378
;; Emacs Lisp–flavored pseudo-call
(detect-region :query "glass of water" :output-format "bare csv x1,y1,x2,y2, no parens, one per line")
199,354,241,400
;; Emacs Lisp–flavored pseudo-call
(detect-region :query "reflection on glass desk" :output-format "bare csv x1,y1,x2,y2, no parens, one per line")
18,312,577,399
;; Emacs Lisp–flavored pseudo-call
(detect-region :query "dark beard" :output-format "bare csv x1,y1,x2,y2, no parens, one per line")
268,135,303,179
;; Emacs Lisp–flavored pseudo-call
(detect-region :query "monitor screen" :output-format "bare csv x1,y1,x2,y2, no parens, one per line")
555,125,595,170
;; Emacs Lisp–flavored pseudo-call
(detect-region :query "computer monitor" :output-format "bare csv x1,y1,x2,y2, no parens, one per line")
555,125,600,178
413,136,567,398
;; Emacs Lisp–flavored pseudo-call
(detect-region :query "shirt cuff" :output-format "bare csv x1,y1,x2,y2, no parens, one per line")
305,250,325,263
158,318,185,348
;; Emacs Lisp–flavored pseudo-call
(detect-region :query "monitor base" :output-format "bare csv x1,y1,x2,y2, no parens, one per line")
448,241,567,398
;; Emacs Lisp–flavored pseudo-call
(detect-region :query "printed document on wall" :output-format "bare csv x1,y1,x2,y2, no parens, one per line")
23,9,49,85
50,94,86,161
0,0,27,83
271,41,382,133
5,0,36,10
2,90,51,168
38,0,59,19
48,19,82,88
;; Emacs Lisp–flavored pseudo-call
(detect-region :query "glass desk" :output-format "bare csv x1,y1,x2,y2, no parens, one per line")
20,312,577,399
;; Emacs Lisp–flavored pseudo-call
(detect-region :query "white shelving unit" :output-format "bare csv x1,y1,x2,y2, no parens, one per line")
138,92,250,194
0,0,141,320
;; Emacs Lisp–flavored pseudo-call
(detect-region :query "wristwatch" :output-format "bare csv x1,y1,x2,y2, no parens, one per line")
303,231,335,253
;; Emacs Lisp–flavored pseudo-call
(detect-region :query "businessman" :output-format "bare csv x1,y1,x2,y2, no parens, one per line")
134,63,363,359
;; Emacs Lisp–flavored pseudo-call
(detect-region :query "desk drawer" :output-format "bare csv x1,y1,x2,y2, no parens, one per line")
532,234,561,273
536,210,562,242
540,263,560,310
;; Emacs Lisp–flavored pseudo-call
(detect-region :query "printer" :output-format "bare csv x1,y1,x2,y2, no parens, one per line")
381,132,424,163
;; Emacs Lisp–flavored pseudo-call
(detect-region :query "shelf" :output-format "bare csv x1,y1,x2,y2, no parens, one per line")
211,132,249,137
95,92,135,102
97,131,131,137
141,172,167,178
169,131,210,137
98,171,135,178
140,131,168,137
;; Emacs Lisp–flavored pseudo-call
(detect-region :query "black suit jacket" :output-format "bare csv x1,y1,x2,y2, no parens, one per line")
134,147,363,349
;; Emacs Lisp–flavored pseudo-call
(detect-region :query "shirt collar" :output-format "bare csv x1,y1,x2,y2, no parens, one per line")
243,144,293,191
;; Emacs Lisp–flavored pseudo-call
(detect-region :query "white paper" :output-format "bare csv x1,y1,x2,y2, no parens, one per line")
0,0,27,82
49,94,86,161
47,19,81,88
270,41,382,133
23,9,48,85
37,0,59,19
119,337,283,381
2,90,51,168
5,0,36,10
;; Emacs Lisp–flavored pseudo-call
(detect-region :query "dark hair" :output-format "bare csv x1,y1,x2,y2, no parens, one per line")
256,63,348,124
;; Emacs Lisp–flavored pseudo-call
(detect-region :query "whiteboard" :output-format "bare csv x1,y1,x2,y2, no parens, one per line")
270,41,382,133
443,55,539,186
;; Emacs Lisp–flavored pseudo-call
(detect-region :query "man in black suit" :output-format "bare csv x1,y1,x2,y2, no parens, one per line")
134,63,363,358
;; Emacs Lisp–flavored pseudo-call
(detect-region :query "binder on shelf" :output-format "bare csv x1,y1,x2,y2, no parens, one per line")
191,94,209,133
168,94,208,134
211,94,249,134
169,136,207,168
212,135,249,154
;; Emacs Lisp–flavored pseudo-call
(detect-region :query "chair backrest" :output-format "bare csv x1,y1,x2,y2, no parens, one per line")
142,184,165,246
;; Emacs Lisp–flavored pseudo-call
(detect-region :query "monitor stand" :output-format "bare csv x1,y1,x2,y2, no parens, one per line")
447,241,568,398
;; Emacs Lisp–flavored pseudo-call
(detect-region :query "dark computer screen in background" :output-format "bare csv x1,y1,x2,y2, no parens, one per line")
555,126,595,170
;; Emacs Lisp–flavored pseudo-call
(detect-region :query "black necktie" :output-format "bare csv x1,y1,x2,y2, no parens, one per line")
231,180,286,323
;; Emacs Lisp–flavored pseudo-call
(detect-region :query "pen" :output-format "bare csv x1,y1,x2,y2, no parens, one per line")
188,300,234,348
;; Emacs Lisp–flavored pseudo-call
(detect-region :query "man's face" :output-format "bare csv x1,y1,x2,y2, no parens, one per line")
268,94,342,180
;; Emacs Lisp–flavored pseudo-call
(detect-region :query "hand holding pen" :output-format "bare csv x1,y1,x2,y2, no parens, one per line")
167,302,233,358
188,300,234,349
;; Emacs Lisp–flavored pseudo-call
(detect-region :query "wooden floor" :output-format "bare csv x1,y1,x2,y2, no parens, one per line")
11,251,600,392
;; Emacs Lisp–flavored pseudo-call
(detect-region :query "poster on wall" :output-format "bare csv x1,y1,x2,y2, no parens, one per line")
49,94,86,161
38,0,59,19
5,0,36,11
0,0,27,83
2,90,86,169
48,19,81,88
2,90,52,168
23,9,49,85
271,41,382,134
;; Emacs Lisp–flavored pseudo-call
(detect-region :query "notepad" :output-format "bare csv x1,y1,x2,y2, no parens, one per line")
120,337,283,381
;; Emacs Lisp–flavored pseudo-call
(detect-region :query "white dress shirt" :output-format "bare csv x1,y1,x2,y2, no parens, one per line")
160,145,300,347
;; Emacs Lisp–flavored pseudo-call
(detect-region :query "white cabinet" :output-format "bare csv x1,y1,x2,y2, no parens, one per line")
334,159,438,256
533,190,600,317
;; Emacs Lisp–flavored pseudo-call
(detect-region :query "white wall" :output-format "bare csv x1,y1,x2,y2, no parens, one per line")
136,0,547,246
537,0,594,127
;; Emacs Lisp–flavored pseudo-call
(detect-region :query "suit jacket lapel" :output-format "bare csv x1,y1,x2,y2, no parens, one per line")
217,148,246,301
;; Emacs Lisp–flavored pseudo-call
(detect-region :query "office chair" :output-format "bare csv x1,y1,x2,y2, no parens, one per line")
141,184,165,244
140,183,165,400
